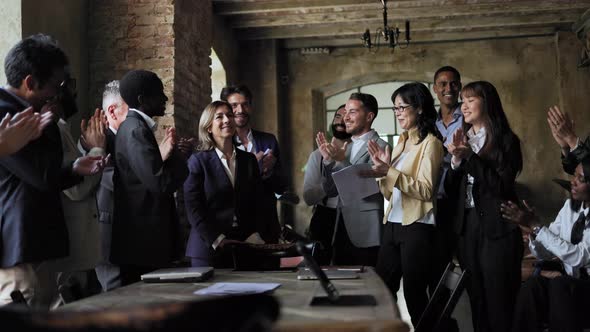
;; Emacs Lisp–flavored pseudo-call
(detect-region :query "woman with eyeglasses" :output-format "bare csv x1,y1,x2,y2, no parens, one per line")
444,81,523,332
365,82,443,326
183,101,266,267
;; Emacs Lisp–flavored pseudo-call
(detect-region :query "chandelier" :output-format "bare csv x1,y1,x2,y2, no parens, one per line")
361,0,411,51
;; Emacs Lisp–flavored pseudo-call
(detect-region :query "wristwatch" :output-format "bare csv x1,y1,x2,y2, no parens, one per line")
531,225,542,239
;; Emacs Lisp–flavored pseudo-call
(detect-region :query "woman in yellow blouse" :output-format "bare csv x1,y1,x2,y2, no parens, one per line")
366,82,443,326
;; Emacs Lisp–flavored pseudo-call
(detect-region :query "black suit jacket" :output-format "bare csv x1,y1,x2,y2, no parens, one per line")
184,148,264,260
444,135,521,239
250,130,287,242
112,111,188,267
562,134,590,175
0,88,81,267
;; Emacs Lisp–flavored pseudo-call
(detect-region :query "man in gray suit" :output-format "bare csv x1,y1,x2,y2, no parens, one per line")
316,92,390,266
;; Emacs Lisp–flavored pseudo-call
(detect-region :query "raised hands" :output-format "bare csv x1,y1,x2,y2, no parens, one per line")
361,140,391,178
255,149,277,177
73,154,110,176
80,108,106,150
500,200,538,234
547,105,577,150
0,108,49,156
315,131,348,162
159,127,177,161
447,128,472,165
176,137,196,159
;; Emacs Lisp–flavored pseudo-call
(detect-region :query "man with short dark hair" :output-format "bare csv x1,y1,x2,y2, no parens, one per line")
431,65,463,293
112,70,188,286
0,34,107,305
220,84,287,243
316,92,390,266
303,104,351,264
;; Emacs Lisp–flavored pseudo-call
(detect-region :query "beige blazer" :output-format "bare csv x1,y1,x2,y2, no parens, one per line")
379,128,443,225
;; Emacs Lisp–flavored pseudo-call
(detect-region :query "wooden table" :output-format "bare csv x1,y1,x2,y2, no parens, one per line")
61,268,409,331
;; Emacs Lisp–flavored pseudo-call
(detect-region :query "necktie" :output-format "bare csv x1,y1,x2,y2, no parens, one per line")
571,212,586,245
571,212,588,279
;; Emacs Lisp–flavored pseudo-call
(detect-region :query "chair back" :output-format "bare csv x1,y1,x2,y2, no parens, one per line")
414,262,467,332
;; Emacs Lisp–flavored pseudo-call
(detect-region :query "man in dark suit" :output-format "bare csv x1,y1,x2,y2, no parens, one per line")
220,85,288,243
112,70,188,285
0,34,107,305
94,80,128,292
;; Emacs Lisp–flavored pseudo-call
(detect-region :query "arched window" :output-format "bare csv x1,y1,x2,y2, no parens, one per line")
325,81,439,147
210,48,226,102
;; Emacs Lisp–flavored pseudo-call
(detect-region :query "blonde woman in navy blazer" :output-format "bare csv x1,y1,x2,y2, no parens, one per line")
184,101,266,267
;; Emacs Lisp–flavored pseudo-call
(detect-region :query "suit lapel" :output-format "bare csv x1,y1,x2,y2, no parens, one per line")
350,131,378,164
208,150,233,190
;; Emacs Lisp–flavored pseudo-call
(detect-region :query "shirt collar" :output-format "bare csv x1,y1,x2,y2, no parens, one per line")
437,103,463,121
351,129,375,143
2,87,30,108
130,108,157,132
467,126,486,140
109,126,117,135
215,147,236,160
399,127,421,144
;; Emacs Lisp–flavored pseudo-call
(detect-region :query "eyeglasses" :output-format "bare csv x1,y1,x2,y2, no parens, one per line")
435,81,461,89
393,105,412,113
45,78,77,104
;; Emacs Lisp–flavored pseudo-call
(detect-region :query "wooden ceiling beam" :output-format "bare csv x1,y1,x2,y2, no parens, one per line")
213,0,590,16
235,11,581,40
226,4,587,28
282,26,561,48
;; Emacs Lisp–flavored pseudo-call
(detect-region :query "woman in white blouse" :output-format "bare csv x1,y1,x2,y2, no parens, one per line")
444,81,523,332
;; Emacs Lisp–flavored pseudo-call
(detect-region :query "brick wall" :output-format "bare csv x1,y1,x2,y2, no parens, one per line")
88,0,177,141
87,0,213,257
173,0,212,139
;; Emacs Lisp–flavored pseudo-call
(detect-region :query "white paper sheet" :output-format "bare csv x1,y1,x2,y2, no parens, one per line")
331,163,380,206
194,282,281,295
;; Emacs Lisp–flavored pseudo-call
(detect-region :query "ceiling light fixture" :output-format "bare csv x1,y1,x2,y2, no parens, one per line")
361,0,410,52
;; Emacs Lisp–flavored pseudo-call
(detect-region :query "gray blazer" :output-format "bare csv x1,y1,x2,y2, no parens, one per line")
323,131,390,248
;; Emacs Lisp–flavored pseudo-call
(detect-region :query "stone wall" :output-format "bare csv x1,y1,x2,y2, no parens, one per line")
241,33,590,233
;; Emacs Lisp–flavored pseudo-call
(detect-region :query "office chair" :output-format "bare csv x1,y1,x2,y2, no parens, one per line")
414,262,467,332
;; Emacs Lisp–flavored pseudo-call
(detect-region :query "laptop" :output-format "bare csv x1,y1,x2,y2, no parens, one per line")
295,242,377,306
141,266,214,283
297,268,359,280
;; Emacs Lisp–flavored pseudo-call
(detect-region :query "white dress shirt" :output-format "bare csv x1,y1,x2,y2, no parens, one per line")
530,199,590,278
451,127,486,208
350,129,375,161
236,129,256,153
130,108,157,132
387,152,435,225
211,147,237,249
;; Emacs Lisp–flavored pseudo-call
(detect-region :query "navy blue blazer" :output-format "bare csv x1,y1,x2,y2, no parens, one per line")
0,88,81,267
183,148,264,261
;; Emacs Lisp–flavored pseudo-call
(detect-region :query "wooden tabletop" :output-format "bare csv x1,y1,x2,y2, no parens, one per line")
61,268,408,331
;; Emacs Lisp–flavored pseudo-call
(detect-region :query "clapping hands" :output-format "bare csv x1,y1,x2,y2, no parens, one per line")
315,132,348,163
80,108,106,150
361,140,391,178
447,128,473,166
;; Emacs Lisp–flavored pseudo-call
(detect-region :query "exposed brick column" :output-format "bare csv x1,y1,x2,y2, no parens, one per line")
88,0,213,257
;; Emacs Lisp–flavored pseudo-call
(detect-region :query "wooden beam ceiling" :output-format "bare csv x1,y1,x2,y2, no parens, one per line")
212,0,590,46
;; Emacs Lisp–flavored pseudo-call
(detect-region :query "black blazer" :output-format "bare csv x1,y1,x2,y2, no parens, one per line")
444,135,521,239
0,88,81,267
184,148,265,260
112,111,188,267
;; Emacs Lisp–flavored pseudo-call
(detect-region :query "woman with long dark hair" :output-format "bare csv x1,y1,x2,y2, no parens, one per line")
445,81,523,332
365,82,443,326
